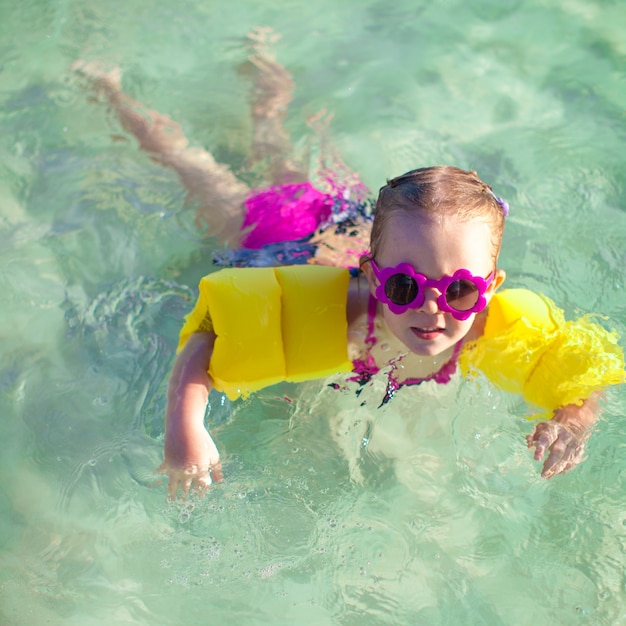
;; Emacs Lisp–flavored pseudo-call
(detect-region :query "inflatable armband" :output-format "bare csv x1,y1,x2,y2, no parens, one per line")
178,265,352,400
461,289,625,414
482,288,559,339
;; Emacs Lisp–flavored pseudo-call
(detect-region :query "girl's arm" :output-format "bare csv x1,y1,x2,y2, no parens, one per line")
159,332,222,498
526,391,602,479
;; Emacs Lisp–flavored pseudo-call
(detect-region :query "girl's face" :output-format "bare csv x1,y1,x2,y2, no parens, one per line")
364,211,505,357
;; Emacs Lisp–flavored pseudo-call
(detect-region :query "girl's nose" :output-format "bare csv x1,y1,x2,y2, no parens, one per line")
418,287,441,314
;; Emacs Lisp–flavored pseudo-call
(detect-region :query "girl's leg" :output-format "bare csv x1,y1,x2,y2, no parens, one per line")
72,61,249,245
241,27,362,189
71,63,189,156
239,27,309,185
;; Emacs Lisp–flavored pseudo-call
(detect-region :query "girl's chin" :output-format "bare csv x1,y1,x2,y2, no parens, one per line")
410,344,450,358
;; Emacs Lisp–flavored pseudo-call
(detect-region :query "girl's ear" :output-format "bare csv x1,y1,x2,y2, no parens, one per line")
482,270,505,311
360,256,378,295
490,269,506,295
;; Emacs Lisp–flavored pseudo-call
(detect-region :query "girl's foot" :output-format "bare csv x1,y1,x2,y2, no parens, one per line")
71,60,122,99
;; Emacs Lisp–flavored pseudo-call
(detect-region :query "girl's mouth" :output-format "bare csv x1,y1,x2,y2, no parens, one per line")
411,326,444,341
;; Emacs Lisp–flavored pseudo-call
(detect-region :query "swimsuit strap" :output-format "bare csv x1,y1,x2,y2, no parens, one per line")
366,292,378,347
347,294,380,384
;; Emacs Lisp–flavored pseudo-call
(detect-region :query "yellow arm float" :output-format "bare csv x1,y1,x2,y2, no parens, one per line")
460,289,625,414
177,265,352,400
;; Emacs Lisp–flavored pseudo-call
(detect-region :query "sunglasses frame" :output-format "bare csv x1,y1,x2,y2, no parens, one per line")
369,259,494,321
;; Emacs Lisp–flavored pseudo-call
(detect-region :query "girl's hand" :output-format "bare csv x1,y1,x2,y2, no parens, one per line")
158,424,223,498
526,420,587,479
526,395,600,479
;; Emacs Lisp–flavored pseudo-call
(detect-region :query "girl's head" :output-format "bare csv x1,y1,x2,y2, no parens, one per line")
363,165,508,357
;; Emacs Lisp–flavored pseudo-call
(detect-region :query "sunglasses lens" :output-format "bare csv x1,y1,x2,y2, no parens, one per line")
445,280,480,311
385,274,418,305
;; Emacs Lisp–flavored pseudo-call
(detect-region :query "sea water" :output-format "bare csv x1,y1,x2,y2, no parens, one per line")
1,0,625,624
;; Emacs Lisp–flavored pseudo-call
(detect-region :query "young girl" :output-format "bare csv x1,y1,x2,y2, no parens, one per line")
161,165,624,498
73,33,623,497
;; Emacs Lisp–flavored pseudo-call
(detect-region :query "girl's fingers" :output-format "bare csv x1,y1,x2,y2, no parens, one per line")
210,463,224,483
167,476,181,500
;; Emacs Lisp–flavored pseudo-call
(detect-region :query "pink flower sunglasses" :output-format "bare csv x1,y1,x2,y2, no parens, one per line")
369,259,494,321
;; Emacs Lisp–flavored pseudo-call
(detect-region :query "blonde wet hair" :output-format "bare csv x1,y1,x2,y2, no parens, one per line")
368,165,507,263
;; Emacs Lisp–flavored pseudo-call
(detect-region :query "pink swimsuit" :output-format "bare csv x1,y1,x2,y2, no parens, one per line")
349,295,462,405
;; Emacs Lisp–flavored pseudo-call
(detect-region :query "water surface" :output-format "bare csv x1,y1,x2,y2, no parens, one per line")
1,0,625,624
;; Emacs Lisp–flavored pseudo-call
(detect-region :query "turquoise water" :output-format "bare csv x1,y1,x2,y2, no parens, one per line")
1,0,626,624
